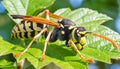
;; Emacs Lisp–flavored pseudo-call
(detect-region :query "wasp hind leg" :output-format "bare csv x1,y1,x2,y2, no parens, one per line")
68,40,94,63
41,31,53,61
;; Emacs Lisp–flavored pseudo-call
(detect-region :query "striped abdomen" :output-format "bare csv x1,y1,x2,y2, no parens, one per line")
11,20,43,39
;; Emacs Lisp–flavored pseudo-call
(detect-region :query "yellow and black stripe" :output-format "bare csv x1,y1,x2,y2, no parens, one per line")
11,20,43,39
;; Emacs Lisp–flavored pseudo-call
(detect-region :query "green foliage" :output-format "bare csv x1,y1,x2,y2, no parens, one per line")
81,0,118,30
1,0,120,69
2,0,55,15
48,0,72,12
0,59,16,69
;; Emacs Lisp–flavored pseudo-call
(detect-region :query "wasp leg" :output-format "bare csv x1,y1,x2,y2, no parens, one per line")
37,10,48,17
37,9,63,19
41,31,53,61
69,40,94,63
14,28,48,57
37,9,62,28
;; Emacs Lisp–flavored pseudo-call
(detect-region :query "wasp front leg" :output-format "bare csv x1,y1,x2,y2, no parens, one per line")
68,40,94,63
37,9,62,19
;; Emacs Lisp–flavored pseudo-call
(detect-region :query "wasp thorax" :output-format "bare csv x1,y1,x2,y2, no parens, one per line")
58,19,76,26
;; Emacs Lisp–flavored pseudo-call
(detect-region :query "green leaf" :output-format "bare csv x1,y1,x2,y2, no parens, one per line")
0,37,14,55
2,0,27,15
0,59,17,69
27,0,55,15
1,0,120,68
2,0,55,15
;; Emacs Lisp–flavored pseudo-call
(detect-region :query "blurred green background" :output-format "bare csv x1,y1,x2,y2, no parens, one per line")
0,0,120,69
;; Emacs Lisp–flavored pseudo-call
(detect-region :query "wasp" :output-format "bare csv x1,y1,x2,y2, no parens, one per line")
11,10,119,63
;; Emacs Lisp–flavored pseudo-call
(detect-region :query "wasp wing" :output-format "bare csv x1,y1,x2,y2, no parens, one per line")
11,15,60,28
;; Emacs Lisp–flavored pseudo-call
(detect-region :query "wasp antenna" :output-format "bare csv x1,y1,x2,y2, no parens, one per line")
86,32,92,34
92,33,119,50
11,15,31,19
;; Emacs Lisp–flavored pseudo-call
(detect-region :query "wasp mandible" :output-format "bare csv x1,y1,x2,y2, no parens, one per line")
11,10,119,63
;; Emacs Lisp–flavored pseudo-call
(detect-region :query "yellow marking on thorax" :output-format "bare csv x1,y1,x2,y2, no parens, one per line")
68,26,76,30
61,30,65,34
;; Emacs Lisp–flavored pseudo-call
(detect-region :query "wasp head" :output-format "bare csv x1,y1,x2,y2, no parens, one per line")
71,27,87,50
